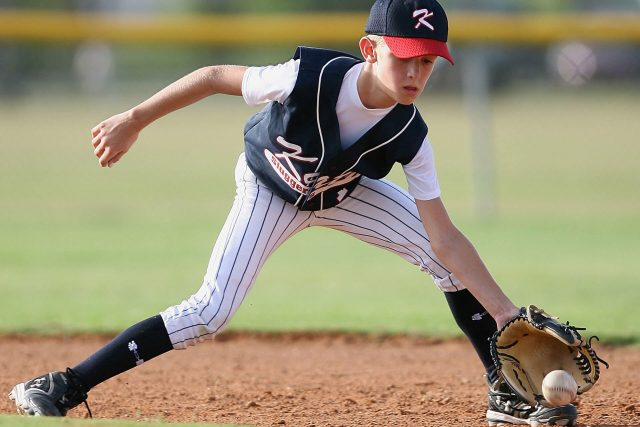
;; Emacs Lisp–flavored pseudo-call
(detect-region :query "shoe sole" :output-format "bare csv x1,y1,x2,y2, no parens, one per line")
8,383,30,416
529,417,574,427
487,409,529,425
488,409,575,426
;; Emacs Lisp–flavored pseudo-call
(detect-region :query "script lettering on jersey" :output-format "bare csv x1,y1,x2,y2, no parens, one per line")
308,170,361,199
264,136,361,200
273,136,318,181
264,136,319,194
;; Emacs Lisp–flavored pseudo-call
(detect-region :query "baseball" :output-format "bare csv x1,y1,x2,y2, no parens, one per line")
542,370,578,406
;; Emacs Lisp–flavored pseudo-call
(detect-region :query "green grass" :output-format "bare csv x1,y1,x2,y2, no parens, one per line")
0,415,238,427
1,83,639,343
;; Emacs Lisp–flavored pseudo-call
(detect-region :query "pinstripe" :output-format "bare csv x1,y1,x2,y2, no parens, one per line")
198,185,262,326
332,204,449,275
207,160,254,301
351,178,451,274
315,219,431,271
349,194,429,244
358,181,422,226
336,206,431,264
171,332,213,347
209,192,275,333
245,202,312,293
377,179,417,205
167,160,257,324
168,185,263,335
230,216,314,328
220,160,252,254
164,169,315,344
313,214,440,277
251,198,287,272
241,197,288,313
166,171,249,320
167,197,312,347
263,206,308,261
198,161,262,322
449,276,460,291
289,211,313,237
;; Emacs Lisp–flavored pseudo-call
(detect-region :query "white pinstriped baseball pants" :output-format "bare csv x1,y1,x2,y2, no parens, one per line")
160,153,463,349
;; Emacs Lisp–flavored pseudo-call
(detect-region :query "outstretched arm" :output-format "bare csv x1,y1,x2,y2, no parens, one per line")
91,65,247,167
416,197,520,329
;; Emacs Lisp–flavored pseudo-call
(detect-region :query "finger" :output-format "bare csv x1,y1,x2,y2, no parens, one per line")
91,129,105,148
107,151,126,168
93,139,106,157
98,148,113,167
91,122,104,137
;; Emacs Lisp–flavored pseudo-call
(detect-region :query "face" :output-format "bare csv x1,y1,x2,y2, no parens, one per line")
367,40,437,107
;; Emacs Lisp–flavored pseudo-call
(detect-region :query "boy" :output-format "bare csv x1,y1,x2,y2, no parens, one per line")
9,0,577,425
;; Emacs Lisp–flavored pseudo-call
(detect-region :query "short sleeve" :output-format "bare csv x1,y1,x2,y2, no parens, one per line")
241,59,300,106
402,136,441,200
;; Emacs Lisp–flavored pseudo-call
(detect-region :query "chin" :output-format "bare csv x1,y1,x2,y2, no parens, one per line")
394,92,419,105
397,97,417,106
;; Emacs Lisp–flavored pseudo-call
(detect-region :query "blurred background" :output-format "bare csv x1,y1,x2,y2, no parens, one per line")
1,1,639,342
1,1,640,96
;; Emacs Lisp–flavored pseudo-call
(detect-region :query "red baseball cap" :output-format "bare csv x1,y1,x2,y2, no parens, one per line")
365,0,454,65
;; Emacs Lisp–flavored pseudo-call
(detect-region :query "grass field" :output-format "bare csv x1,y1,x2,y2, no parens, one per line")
1,83,639,344
0,415,240,427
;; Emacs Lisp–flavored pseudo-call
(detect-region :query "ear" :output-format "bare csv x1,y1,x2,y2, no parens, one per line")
359,36,377,63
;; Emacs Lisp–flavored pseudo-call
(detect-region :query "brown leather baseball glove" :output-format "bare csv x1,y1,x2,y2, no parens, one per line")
490,305,609,406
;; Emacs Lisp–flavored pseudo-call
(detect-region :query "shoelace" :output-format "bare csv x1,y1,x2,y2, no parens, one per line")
65,368,92,418
490,381,532,413
82,401,93,418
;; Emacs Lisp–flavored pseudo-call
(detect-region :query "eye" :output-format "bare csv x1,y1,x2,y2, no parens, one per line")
421,57,433,65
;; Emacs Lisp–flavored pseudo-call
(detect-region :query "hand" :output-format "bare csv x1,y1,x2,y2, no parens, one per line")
91,110,142,168
494,307,521,330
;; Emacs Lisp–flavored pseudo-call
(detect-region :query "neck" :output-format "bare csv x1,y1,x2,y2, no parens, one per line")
357,63,396,109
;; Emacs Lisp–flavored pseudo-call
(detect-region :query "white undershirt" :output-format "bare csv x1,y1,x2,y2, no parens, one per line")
241,59,440,201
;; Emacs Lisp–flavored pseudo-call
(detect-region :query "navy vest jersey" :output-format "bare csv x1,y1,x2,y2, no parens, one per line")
243,46,428,211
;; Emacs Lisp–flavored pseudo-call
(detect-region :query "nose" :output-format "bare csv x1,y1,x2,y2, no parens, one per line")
406,59,420,79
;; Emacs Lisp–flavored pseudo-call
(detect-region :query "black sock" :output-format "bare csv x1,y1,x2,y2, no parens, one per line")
71,315,173,390
444,289,499,384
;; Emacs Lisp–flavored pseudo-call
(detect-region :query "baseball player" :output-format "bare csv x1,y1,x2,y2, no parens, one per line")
8,0,578,425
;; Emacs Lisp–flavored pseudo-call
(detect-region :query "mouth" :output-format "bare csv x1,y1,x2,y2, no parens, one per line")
402,85,419,94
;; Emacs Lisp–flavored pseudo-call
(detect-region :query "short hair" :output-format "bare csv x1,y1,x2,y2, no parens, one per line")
366,34,386,47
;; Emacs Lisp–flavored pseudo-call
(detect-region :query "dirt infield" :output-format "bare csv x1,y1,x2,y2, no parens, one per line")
1,333,638,427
